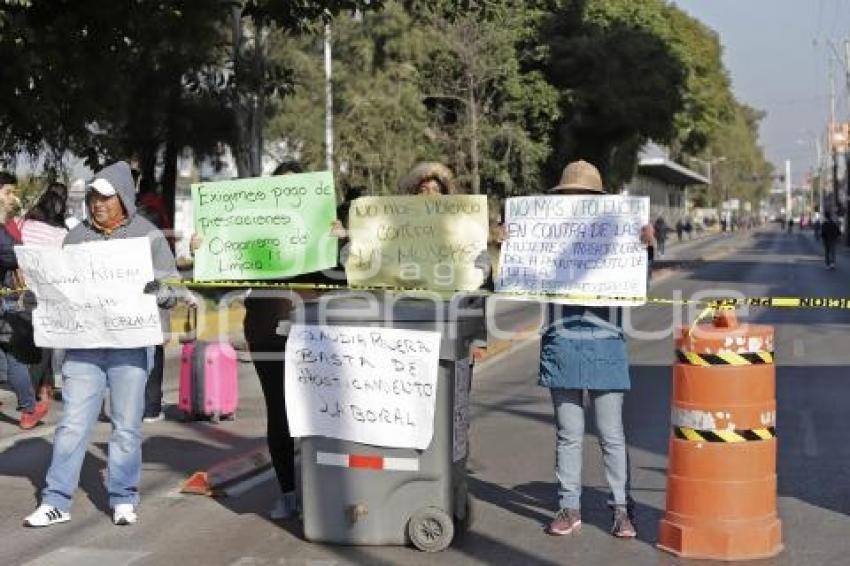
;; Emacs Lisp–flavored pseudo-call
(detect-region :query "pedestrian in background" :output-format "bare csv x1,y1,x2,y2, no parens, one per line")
653,216,668,257
135,174,168,423
0,171,45,429
24,161,179,528
821,212,840,270
21,185,70,404
675,219,684,242
532,160,643,539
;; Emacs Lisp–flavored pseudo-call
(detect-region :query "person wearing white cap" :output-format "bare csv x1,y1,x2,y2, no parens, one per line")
23,161,180,529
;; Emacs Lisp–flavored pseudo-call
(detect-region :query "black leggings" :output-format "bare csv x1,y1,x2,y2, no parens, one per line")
825,242,837,266
250,349,294,493
243,296,295,494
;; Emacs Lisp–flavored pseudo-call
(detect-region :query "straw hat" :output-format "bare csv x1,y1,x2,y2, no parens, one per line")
550,160,605,193
398,162,456,195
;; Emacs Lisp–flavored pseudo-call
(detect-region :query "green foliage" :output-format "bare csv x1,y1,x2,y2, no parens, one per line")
1,0,771,212
268,0,559,195
690,102,773,208
539,0,754,191
542,0,687,188
267,2,433,193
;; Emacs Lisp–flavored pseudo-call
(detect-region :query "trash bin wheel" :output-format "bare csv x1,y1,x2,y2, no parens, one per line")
408,507,454,552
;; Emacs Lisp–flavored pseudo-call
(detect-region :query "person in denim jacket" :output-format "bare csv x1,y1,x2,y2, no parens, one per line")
536,161,652,539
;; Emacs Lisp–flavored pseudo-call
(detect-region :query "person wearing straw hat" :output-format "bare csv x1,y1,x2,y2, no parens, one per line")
398,161,456,195
534,160,652,539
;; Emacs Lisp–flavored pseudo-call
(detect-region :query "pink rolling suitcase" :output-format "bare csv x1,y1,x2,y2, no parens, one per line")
178,307,239,422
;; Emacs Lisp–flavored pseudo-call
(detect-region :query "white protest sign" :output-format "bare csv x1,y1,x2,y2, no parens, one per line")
453,357,471,462
15,238,163,349
285,324,441,450
496,195,650,305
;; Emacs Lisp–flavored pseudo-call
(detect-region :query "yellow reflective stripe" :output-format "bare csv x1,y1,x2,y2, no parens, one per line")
756,351,774,363
684,352,710,366
716,352,750,365
714,430,746,443
680,428,704,442
753,429,775,440
770,297,800,307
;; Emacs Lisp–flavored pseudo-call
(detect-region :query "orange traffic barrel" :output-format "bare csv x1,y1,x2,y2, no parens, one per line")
657,310,783,560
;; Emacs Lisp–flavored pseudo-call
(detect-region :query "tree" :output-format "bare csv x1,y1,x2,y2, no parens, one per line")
219,0,382,177
541,0,690,188
690,102,773,208
267,3,434,194
411,1,559,195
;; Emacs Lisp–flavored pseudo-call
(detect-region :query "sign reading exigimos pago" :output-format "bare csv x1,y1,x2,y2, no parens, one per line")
191,172,338,281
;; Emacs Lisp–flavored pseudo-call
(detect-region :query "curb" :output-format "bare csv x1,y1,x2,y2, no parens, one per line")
472,326,539,364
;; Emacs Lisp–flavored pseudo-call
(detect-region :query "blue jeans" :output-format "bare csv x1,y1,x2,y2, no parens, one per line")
1,344,36,412
550,389,629,510
42,348,148,512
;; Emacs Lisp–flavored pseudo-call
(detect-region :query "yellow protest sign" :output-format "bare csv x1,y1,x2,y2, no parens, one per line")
345,195,489,291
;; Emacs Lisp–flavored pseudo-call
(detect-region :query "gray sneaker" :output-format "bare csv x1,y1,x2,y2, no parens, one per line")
611,506,636,538
269,491,298,520
547,508,581,536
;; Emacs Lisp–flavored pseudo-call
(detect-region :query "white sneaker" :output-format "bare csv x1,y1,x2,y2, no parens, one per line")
113,504,137,526
269,492,298,520
23,504,70,527
143,412,165,423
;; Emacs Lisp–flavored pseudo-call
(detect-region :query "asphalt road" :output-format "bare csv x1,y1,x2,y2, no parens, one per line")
3,225,849,565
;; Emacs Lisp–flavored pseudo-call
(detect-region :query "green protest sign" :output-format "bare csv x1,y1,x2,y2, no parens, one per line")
191,172,338,281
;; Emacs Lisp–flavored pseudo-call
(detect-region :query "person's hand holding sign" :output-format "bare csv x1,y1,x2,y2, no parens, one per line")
640,223,656,248
329,220,348,238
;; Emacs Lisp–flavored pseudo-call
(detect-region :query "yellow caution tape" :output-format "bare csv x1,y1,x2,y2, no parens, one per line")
6,278,850,311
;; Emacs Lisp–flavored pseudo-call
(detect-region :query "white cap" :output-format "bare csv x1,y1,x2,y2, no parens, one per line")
87,178,116,196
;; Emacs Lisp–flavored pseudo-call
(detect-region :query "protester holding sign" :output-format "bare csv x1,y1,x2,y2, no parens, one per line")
343,162,490,291
188,161,324,521
508,160,649,539
21,186,70,408
190,165,337,281
24,161,179,529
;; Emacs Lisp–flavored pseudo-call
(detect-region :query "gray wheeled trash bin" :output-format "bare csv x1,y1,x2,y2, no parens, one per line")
288,292,485,552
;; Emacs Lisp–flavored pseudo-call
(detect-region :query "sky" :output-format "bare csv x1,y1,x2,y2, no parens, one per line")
674,0,850,186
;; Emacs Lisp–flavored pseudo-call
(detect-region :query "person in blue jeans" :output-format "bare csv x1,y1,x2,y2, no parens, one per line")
530,161,652,539
0,171,46,429
24,161,178,528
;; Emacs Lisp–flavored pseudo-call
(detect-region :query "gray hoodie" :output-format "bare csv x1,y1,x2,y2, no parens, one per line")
64,161,179,342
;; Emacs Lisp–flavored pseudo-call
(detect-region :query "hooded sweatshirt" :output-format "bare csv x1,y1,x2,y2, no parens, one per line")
64,161,179,343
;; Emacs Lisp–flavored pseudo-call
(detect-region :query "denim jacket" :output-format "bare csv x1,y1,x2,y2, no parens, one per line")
538,304,630,391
